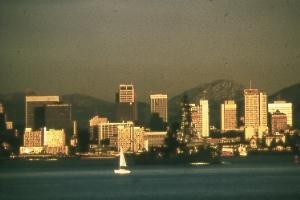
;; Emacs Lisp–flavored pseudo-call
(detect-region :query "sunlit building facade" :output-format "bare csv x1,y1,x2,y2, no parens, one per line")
117,125,144,152
115,84,137,122
199,99,209,137
268,101,292,127
190,104,200,137
150,94,168,123
221,100,237,131
244,89,268,139
270,110,288,134
97,121,134,149
20,128,68,155
23,129,43,147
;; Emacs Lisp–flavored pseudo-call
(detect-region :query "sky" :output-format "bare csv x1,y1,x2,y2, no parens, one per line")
0,0,299,101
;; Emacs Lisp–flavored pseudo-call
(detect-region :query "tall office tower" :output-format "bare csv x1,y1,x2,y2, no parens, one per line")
268,101,293,127
150,94,168,123
45,103,72,140
199,99,209,137
190,104,200,137
115,84,137,122
221,100,237,131
270,110,288,134
0,103,6,132
244,89,268,139
25,96,60,130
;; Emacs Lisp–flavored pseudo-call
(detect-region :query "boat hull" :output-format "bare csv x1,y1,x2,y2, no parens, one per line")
114,169,131,175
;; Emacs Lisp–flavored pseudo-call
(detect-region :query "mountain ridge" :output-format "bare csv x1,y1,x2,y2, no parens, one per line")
1,80,299,129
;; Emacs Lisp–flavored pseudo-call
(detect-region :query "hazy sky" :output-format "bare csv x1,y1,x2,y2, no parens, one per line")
0,0,299,101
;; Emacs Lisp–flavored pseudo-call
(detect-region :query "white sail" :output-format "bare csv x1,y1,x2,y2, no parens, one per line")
119,148,127,167
114,148,131,175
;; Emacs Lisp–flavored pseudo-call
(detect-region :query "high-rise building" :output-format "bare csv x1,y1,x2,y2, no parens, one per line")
150,94,168,123
270,110,288,134
199,99,209,137
115,84,137,122
45,103,72,140
0,103,6,132
244,88,268,139
190,104,200,137
189,100,209,138
25,96,60,130
221,100,237,131
268,101,293,127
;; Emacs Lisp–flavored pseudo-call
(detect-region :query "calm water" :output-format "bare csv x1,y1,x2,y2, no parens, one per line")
1,155,300,200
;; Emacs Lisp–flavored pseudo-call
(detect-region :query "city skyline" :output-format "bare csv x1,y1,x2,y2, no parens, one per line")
1,0,300,101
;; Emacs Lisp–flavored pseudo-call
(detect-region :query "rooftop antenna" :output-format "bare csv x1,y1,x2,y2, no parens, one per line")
249,80,252,89
203,90,207,100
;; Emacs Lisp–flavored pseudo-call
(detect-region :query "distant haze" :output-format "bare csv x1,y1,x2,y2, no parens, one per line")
0,0,299,101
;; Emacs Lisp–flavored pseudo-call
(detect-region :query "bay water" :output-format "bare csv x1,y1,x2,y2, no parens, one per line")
1,155,299,200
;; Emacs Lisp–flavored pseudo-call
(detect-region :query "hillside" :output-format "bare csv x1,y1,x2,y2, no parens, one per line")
0,80,299,130
168,80,245,128
269,83,300,128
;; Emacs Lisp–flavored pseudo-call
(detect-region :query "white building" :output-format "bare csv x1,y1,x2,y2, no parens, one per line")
97,121,134,149
268,101,293,127
199,99,209,137
244,88,268,139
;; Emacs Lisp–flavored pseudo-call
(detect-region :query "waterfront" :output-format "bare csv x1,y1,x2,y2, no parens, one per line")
1,155,300,200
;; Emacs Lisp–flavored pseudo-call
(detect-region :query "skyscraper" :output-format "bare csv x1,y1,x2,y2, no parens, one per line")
25,96,60,129
199,99,209,137
45,103,72,140
115,84,137,122
244,89,268,127
0,103,6,132
221,100,237,131
190,104,200,137
268,101,293,127
244,89,268,139
150,94,168,123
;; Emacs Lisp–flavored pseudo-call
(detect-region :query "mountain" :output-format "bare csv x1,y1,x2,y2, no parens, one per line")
61,94,114,128
0,92,149,130
1,80,299,131
168,80,245,128
269,83,300,128
0,92,25,129
0,93,116,130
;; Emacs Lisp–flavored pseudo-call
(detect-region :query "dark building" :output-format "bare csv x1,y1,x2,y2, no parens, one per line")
45,103,72,139
0,103,6,132
25,96,60,130
25,96,73,143
115,84,137,122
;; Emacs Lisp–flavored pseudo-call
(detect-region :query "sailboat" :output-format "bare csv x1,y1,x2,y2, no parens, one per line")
114,148,131,175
